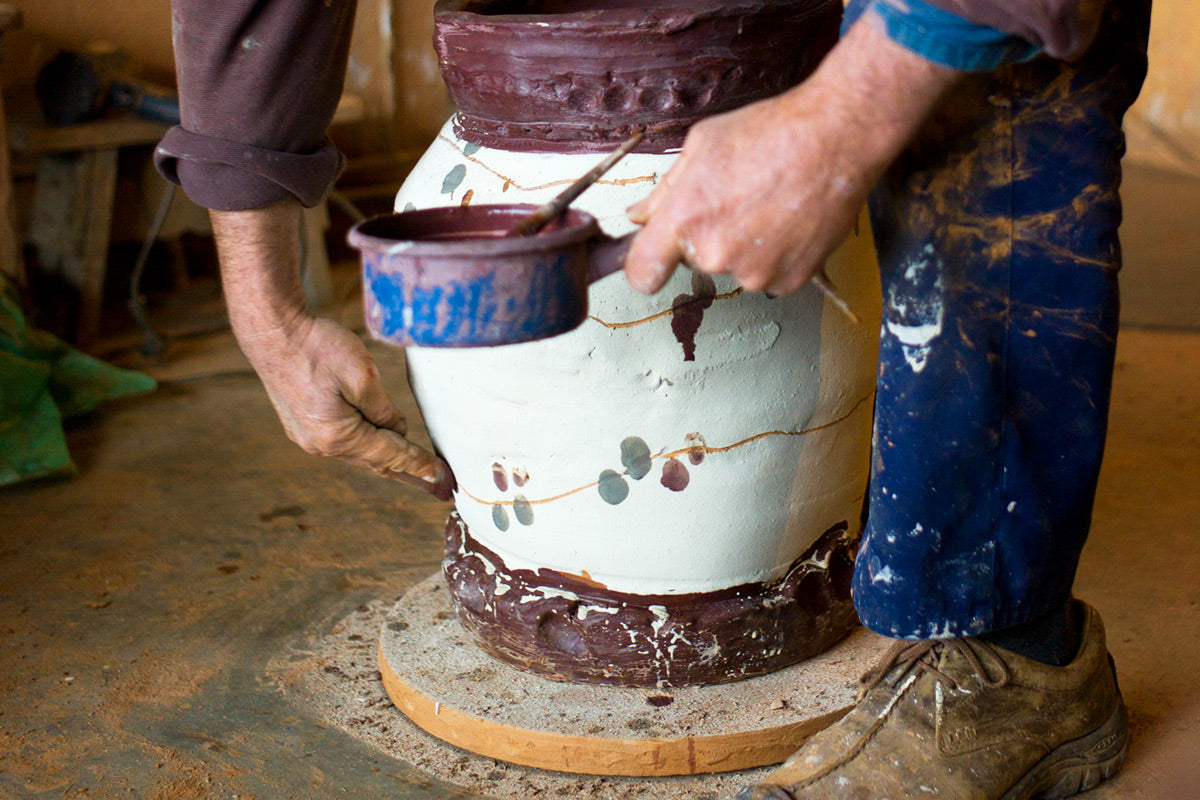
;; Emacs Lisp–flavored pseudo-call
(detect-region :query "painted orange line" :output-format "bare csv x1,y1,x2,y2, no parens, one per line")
459,394,872,508
661,394,871,460
439,134,659,192
588,289,745,330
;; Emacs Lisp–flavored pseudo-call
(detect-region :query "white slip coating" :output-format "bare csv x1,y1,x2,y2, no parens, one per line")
393,120,882,596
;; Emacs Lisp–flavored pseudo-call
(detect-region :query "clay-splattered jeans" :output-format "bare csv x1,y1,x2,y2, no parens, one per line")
848,0,1152,638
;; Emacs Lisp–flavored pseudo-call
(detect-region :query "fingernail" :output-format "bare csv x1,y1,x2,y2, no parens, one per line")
426,460,455,501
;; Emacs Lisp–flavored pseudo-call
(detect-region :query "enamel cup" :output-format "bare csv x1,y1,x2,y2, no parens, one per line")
350,204,633,348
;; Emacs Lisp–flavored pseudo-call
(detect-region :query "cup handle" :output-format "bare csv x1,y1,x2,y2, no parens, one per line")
587,231,637,284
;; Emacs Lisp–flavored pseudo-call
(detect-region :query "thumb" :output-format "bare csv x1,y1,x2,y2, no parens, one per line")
349,422,454,500
624,220,684,295
627,196,652,225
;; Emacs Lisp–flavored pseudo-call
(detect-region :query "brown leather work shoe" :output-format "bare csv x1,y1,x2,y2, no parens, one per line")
735,601,1128,800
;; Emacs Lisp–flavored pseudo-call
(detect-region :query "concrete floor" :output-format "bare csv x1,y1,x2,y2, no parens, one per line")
2,163,1198,798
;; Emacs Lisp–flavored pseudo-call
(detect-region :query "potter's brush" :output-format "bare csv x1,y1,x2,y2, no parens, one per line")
810,271,859,324
507,129,646,237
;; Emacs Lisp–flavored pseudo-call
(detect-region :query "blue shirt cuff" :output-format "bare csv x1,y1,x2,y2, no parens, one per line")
844,0,1043,72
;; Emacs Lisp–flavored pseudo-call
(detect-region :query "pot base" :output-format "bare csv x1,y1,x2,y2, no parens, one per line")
379,571,889,776
443,513,861,688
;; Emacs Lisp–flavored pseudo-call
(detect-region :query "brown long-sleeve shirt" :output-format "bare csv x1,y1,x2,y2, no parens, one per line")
154,0,1108,212
154,0,356,211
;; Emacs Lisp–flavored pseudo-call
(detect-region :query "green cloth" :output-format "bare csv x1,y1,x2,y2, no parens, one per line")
0,275,157,486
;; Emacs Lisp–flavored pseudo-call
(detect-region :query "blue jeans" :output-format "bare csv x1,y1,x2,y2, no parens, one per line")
845,0,1151,638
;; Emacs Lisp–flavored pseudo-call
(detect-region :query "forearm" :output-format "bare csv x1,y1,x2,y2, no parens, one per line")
209,202,309,348
791,14,964,186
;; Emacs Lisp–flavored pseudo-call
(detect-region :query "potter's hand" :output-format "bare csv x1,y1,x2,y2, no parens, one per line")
624,17,961,296
237,315,453,500
210,202,453,500
625,91,864,297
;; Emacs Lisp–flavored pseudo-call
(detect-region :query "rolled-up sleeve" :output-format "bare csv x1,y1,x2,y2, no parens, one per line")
922,0,1107,62
847,0,1108,71
154,0,357,211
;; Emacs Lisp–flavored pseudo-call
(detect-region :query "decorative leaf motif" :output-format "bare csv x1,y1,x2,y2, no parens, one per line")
513,496,535,526
441,163,467,195
620,436,652,480
492,504,510,531
661,458,690,492
598,469,630,505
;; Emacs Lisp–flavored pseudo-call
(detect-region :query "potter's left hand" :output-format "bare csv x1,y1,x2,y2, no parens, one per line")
209,201,453,501
623,17,961,296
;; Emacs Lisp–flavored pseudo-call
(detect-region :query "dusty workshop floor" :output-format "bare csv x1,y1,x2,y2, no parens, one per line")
2,162,1199,799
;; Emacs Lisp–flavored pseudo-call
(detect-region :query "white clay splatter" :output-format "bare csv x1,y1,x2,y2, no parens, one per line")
884,245,945,374
518,586,581,605
649,605,670,637
799,552,832,571
575,604,620,621
697,639,722,664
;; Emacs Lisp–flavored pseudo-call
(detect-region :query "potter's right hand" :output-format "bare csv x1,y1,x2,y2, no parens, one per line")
209,202,452,501
237,315,454,501
622,15,961,297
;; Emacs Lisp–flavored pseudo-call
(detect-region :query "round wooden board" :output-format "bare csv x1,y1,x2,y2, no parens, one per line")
378,573,888,777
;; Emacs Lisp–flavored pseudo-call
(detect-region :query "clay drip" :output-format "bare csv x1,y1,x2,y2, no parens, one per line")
442,514,860,688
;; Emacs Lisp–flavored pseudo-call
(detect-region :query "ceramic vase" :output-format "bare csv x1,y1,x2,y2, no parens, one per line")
388,0,881,688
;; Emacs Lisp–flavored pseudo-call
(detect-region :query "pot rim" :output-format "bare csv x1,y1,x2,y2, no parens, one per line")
434,0,812,27
432,0,843,153
349,204,602,259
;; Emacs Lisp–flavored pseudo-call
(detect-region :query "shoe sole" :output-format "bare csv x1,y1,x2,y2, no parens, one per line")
1001,691,1130,800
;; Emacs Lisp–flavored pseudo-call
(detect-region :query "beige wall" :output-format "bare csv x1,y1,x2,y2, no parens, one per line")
338,0,453,161
0,1,176,89
1,0,450,176
1125,0,1200,175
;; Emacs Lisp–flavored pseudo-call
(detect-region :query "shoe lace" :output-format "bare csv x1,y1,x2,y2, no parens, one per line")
859,637,1010,696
